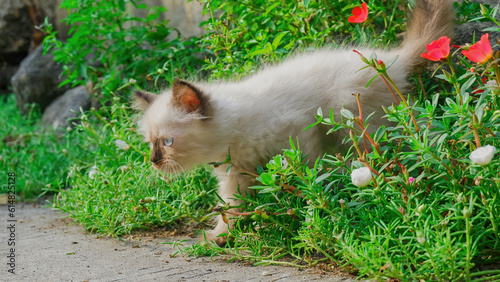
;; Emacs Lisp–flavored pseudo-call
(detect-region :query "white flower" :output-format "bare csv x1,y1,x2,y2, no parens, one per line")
469,145,496,165
281,158,288,169
416,230,426,244
88,166,98,179
486,80,498,87
351,167,372,187
114,139,128,150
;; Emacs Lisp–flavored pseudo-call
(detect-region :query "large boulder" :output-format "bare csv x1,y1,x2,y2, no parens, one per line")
0,0,62,94
0,0,31,65
0,0,31,95
41,86,91,130
10,45,69,113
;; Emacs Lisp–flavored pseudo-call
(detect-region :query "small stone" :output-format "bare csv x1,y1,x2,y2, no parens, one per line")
262,271,272,276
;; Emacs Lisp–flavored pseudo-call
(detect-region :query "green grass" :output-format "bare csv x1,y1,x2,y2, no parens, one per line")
52,164,218,236
0,94,70,200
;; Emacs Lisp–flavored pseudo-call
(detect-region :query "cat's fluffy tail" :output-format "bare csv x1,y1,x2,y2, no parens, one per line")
400,0,454,65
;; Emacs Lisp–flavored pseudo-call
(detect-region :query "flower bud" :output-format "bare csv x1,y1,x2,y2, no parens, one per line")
88,166,98,179
376,60,386,71
251,214,260,221
351,167,372,187
338,199,346,209
353,50,370,64
416,230,426,244
480,4,489,16
463,207,472,218
417,204,426,213
409,177,415,185
469,145,496,165
143,197,157,203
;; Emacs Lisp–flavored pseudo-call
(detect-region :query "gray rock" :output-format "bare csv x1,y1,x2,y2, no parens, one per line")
0,62,18,90
0,0,31,64
41,86,91,130
11,45,70,114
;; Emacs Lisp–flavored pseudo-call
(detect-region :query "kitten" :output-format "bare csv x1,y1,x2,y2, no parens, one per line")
133,0,453,246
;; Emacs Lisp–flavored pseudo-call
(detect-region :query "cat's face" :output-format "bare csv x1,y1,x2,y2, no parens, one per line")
133,80,213,174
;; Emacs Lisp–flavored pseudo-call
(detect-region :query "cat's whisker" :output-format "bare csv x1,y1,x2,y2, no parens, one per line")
160,158,183,176
169,159,185,174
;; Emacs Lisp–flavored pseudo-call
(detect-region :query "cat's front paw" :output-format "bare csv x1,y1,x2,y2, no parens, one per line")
202,229,229,247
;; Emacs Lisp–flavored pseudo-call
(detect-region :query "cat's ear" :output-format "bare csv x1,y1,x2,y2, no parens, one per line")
172,79,208,115
133,90,157,110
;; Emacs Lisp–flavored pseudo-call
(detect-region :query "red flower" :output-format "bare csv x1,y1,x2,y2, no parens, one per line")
409,177,415,185
421,36,451,61
348,3,368,23
462,34,493,64
473,77,488,94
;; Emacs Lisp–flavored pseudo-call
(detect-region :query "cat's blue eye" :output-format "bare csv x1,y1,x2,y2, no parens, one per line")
163,137,174,147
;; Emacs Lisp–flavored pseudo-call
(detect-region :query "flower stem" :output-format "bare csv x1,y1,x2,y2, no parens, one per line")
380,75,400,103
359,157,381,177
447,60,462,97
465,210,472,281
471,114,482,148
383,74,420,134
230,163,259,178
384,75,408,107
429,152,454,176
424,240,444,280
350,130,364,158
494,65,500,87
353,93,378,155
418,74,429,100
484,127,495,137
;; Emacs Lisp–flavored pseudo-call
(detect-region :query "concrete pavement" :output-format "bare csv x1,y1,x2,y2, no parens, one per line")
2,201,356,282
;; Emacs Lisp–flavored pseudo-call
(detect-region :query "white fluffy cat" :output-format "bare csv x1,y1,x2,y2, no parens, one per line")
133,0,454,245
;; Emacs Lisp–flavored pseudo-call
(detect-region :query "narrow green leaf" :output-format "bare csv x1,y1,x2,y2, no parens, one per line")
272,31,289,50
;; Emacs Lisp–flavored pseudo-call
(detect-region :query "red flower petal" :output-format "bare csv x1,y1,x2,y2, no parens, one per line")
462,34,493,64
421,36,450,61
348,3,368,23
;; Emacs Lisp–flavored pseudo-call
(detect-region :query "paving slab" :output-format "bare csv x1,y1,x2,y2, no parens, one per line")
1,202,356,282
